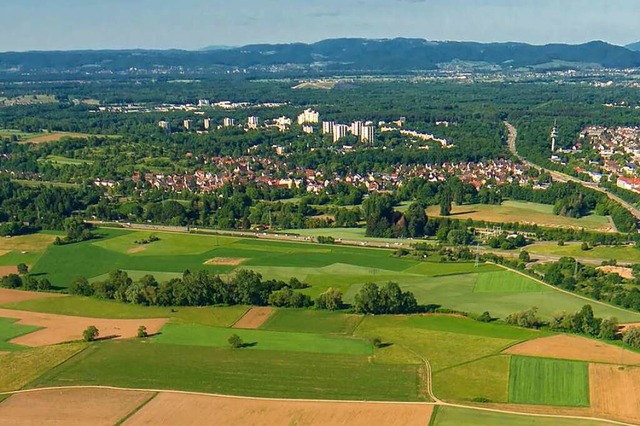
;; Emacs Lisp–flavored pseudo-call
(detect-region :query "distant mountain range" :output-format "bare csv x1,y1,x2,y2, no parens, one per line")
626,41,640,52
2,38,640,74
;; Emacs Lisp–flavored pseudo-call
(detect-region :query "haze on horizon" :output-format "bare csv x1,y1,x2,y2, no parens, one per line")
0,0,638,52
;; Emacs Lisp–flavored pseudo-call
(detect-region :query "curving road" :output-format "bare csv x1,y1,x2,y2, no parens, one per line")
504,121,640,222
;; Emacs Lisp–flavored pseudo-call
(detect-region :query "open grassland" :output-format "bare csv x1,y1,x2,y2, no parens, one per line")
22,132,120,144
26,228,640,322
355,315,540,370
427,200,613,232
153,323,373,356
0,388,155,426
0,317,40,351
125,392,433,426
434,355,510,403
1,296,247,327
39,155,94,166
508,356,590,407
0,233,58,267
261,309,363,334
473,270,550,293
0,343,86,392
29,340,425,401
431,406,608,426
528,242,640,263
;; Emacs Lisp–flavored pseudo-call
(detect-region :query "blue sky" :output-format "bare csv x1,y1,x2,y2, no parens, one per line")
0,0,637,51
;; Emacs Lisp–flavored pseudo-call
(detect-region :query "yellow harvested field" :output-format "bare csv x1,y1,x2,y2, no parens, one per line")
0,388,155,426
0,288,66,305
124,392,434,426
203,257,247,266
24,132,92,144
505,335,640,365
0,250,9,257
232,306,274,329
0,308,167,346
0,234,57,252
589,364,640,424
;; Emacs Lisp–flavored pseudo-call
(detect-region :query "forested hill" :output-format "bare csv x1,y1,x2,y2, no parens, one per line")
2,38,640,74
626,41,640,52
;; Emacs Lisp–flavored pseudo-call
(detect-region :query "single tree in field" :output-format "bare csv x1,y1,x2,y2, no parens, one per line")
228,333,243,349
17,263,28,275
83,325,99,342
137,325,148,338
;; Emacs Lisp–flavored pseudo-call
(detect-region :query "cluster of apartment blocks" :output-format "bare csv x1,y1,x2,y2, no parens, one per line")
159,109,376,143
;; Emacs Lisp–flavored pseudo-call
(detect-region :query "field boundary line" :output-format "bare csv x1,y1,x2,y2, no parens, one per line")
0,385,637,426
114,391,158,426
489,262,640,317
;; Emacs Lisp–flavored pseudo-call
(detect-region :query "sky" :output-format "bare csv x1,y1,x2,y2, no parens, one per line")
0,0,638,51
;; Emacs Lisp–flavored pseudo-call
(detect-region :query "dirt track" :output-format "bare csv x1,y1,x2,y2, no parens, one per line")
232,306,274,329
0,308,167,346
0,388,154,426
124,392,434,426
505,335,640,365
0,288,66,305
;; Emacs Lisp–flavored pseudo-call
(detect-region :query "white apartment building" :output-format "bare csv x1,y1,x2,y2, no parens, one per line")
183,119,193,130
158,120,171,132
322,121,335,134
303,125,314,134
351,121,364,136
333,124,349,142
203,118,215,130
247,116,259,129
223,118,236,127
361,126,376,143
297,109,320,125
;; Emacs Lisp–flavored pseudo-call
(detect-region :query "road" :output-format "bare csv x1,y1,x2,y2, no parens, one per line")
504,121,640,222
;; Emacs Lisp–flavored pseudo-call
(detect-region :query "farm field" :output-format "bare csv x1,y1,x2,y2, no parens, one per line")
430,406,608,426
0,388,155,426
28,340,424,401
39,155,94,166
508,356,590,407
0,232,59,268
0,317,40,351
261,309,363,334
528,242,640,263
426,200,613,232
589,364,640,424
20,227,640,322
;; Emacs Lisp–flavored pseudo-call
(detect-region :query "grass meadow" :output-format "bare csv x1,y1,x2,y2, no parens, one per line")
0,317,40,351
431,406,609,426
29,340,424,401
528,242,640,263
508,356,590,407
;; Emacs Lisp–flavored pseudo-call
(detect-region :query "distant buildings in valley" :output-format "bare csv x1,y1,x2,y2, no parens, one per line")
297,109,320,125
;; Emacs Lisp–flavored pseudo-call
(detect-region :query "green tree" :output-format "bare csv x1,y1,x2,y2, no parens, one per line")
137,325,148,338
623,327,640,348
598,317,619,340
228,333,244,348
70,276,94,296
83,325,99,342
17,263,29,275
1,274,22,289
315,288,343,311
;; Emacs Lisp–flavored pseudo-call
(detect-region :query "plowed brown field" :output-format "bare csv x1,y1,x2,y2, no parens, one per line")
589,364,640,424
232,306,274,329
0,288,66,305
0,308,167,346
124,392,434,426
0,388,155,426
504,334,640,365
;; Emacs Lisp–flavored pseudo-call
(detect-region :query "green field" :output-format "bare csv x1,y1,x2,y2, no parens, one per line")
261,309,363,334
434,355,510,402
508,356,590,407
21,227,640,322
431,407,609,426
528,242,640,263
0,317,40,351
29,340,424,401
40,155,94,166
473,270,550,293
427,200,612,232
153,323,372,355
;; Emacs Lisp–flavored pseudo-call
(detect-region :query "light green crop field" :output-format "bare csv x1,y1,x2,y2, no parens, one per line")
40,155,94,166
29,340,424,401
260,309,363,334
528,242,640,263
153,323,373,355
25,228,640,322
434,355,510,402
427,200,613,232
0,232,59,267
473,270,551,293
508,356,590,407
0,317,40,351
431,406,608,426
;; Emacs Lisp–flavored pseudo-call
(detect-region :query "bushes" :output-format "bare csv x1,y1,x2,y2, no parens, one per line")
315,288,343,311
